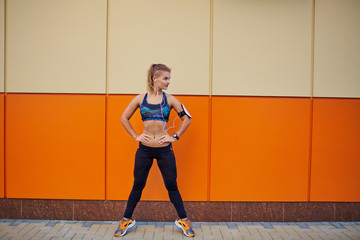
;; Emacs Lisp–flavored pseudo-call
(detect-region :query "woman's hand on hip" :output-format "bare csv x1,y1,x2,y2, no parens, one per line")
135,133,152,144
159,134,176,145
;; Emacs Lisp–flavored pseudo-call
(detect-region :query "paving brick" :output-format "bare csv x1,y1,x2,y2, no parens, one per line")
345,225,360,232
104,225,118,238
261,223,274,229
210,225,223,239
155,222,165,228
143,227,155,239
10,222,29,233
94,224,108,236
269,232,284,240
203,235,216,240
30,231,45,240
333,232,352,240
272,225,288,233
18,222,36,236
69,224,90,234
293,231,312,240
259,231,274,240
48,223,65,234
82,234,93,240
45,221,59,227
21,228,40,240
218,225,233,240
94,235,110,240
72,233,85,240
164,225,174,235
238,226,250,238
41,233,63,240
133,224,146,238
88,223,101,233
296,222,310,229
153,225,164,239
343,231,360,240
201,223,211,230
1,234,13,240
246,226,262,237
63,229,76,239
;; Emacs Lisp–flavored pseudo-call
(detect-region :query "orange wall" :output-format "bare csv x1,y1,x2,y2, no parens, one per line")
211,97,310,201
5,94,105,199
311,98,360,201
0,94,4,198
1,94,360,201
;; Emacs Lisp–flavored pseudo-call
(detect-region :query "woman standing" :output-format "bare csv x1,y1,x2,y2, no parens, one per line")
114,64,195,238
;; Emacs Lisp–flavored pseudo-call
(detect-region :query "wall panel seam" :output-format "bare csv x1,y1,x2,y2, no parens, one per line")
207,0,214,202
3,0,6,93
308,0,316,202
3,94,5,198
3,0,6,198
311,0,315,98
105,0,110,200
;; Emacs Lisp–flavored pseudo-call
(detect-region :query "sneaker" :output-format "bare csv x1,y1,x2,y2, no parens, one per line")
175,218,195,237
114,217,136,237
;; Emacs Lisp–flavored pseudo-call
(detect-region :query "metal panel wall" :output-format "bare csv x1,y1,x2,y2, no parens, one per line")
6,0,107,94
108,0,210,95
314,0,360,98
213,0,312,96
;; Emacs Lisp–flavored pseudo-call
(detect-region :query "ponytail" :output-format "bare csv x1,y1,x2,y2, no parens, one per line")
146,63,171,92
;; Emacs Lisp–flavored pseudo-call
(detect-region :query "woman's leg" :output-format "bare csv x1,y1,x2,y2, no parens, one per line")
123,144,154,218
156,144,187,219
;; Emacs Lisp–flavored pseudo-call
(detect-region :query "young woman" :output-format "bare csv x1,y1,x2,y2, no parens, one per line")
114,64,195,238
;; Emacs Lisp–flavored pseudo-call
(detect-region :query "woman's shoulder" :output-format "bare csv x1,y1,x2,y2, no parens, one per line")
137,93,146,98
165,92,174,100
165,92,174,99
129,93,146,105
165,93,180,105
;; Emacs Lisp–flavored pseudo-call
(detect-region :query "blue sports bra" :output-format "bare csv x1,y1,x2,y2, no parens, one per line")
140,92,170,122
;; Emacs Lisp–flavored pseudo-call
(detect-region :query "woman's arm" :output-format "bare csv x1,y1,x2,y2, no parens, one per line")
121,94,151,144
158,95,191,144
170,96,191,138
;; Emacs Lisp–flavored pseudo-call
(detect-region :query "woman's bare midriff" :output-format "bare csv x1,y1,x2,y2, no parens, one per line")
142,120,170,147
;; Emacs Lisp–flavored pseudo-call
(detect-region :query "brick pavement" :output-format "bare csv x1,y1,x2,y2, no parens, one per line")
0,219,359,240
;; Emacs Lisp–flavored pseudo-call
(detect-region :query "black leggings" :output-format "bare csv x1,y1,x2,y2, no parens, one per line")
123,142,187,219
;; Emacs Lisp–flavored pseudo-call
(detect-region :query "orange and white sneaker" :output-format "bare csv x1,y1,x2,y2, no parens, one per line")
175,218,195,237
114,217,136,237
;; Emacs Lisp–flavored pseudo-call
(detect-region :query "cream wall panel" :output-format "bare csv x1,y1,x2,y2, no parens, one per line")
314,0,360,98
213,0,312,96
7,0,106,93
0,0,4,92
108,0,210,95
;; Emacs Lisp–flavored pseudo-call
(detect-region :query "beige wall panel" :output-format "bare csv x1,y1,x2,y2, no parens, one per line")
108,0,210,95
213,0,312,96
314,0,360,98
0,0,4,92
6,0,106,93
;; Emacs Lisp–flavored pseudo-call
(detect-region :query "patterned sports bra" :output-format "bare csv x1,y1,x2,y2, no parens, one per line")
140,92,170,122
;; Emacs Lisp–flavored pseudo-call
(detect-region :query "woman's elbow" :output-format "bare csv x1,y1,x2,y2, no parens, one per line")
120,115,129,125
186,118,192,125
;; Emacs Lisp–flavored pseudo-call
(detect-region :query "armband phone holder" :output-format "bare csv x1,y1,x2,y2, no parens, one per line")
178,103,192,119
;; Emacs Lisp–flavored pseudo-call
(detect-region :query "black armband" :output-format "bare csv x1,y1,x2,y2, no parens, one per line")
178,103,192,119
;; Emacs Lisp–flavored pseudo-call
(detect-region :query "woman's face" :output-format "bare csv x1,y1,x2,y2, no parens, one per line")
154,71,171,91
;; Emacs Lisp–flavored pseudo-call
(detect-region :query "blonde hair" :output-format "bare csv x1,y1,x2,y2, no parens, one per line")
147,63,171,92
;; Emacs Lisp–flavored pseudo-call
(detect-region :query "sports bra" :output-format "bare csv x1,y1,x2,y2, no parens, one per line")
140,92,170,122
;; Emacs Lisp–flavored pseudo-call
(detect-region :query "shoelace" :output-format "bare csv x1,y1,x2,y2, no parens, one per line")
119,219,130,229
182,219,192,229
